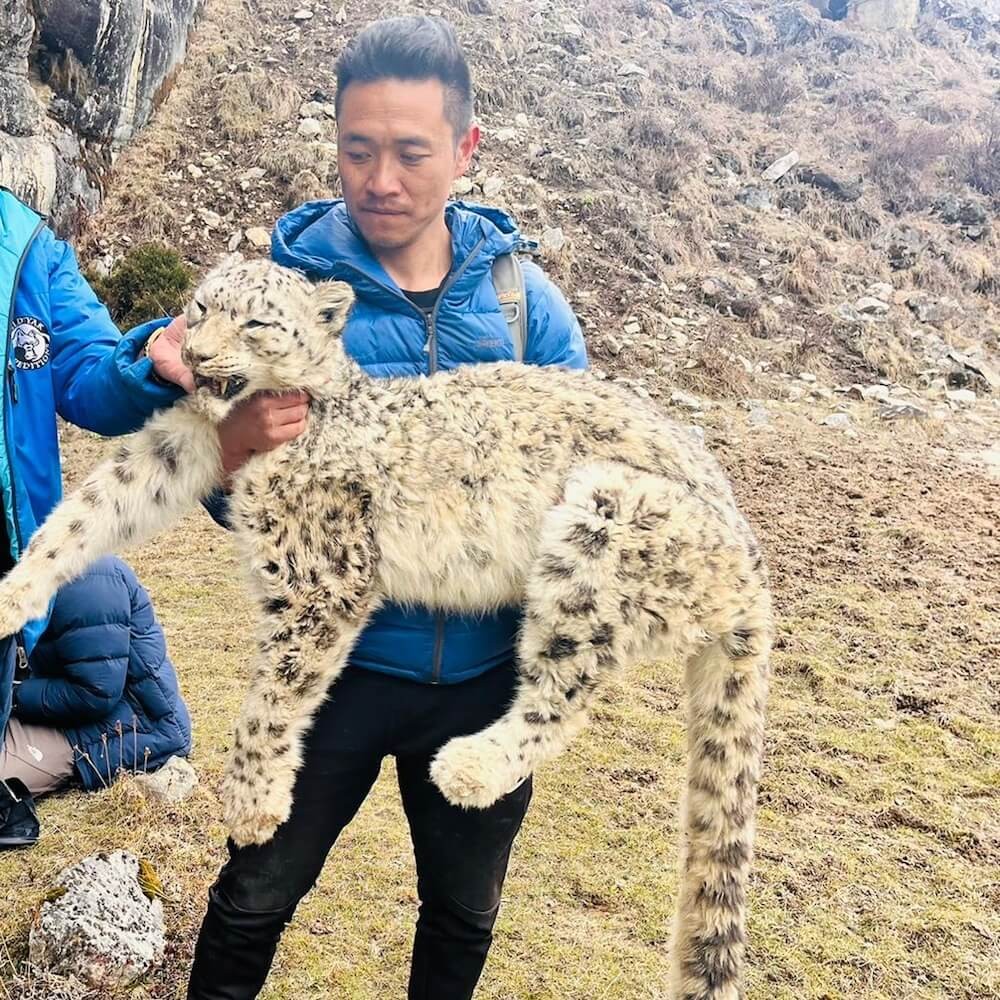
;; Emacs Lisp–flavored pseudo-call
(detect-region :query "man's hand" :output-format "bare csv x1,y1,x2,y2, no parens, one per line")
218,392,310,477
148,314,194,392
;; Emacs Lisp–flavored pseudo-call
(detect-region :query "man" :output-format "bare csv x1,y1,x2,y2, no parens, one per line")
185,16,587,1000
0,186,298,837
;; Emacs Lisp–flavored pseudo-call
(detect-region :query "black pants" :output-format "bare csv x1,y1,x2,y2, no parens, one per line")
187,662,532,1000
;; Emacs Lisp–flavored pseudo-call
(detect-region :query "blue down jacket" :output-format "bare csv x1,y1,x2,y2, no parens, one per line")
269,199,588,684
0,189,181,736
10,557,191,790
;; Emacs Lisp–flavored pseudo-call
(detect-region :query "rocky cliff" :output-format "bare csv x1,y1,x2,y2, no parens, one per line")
0,0,201,233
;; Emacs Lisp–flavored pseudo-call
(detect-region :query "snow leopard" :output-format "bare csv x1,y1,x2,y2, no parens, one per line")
0,256,771,1000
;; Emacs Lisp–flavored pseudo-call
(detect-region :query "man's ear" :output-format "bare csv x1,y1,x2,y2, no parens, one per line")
314,280,355,332
454,123,480,177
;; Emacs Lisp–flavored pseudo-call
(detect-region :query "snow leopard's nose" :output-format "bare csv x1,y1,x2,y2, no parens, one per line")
181,345,215,371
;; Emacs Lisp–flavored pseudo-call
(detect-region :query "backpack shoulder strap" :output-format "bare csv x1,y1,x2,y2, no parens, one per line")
491,252,528,363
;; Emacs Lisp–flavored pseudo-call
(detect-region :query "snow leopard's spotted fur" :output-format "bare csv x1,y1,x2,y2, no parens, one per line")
0,257,771,1000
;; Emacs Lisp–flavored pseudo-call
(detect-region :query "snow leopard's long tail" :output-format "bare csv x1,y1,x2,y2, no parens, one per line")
0,401,220,637
669,593,771,1000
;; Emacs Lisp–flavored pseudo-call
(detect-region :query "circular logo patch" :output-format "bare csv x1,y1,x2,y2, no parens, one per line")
12,317,50,371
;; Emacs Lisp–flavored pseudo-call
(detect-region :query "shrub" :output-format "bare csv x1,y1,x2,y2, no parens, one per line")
963,115,1000,199
87,244,193,329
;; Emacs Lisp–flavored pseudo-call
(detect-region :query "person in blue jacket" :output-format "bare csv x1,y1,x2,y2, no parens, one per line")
0,182,304,844
0,557,191,822
185,16,588,1000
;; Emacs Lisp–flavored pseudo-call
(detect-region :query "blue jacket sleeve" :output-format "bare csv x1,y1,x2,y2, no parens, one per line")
43,231,184,435
13,562,131,725
520,260,588,370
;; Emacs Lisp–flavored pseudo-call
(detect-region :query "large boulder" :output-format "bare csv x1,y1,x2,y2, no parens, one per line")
29,851,166,988
0,0,200,233
35,0,201,145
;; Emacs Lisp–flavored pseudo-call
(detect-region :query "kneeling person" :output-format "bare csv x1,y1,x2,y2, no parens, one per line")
0,557,192,847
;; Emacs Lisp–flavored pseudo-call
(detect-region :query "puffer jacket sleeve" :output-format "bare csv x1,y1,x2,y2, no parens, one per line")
13,559,131,725
43,230,184,435
520,260,588,370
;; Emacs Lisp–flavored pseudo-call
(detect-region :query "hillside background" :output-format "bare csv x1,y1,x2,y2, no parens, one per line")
1,2,999,998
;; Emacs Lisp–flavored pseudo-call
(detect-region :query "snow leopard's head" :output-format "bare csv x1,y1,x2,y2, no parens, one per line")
181,255,355,418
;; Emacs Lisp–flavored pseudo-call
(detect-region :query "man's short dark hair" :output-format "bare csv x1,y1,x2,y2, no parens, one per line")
335,16,474,138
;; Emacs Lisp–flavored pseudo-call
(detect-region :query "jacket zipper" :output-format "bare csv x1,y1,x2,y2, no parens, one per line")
4,217,44,552
334,238,490,683
424,237,487,679
3,217,45,664
426,236,486,375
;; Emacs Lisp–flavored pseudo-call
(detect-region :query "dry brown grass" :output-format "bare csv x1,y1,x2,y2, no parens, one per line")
257,140,339,186
858,321,922,382
962,114,1000,199
867,122,951,215
673,328,754,399
215,69,300,142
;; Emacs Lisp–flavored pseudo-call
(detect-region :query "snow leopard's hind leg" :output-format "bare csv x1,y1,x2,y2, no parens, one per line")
0,403,220,639
222,481,381,846
430,461,683,807
431,460,772,1000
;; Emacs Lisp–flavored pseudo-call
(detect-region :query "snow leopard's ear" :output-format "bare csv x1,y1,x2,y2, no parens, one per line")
313,280,354,335
204,251,245,282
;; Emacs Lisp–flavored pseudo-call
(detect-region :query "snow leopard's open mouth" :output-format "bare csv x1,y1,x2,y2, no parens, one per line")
194,374,248,400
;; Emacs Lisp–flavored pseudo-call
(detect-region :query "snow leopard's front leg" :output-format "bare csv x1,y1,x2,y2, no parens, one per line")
0,403,220,638
222,483,380,846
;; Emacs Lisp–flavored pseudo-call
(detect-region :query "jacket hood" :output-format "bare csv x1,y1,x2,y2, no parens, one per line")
271,199,523,303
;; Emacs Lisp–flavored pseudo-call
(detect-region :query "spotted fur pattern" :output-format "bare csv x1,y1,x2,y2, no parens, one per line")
0,257,772,999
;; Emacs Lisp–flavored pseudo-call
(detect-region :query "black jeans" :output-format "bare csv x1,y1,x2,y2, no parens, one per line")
188,662,532,1000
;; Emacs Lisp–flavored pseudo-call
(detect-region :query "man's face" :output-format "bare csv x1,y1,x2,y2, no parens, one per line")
337,77,478,255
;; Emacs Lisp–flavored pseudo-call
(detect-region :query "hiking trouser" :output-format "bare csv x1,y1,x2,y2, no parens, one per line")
187,662,533,1000
0,717,74,796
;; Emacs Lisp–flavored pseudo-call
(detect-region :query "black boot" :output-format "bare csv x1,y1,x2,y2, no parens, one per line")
0,777,40,849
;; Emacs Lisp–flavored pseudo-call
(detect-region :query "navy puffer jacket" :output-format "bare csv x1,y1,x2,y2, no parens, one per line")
9,557,191,790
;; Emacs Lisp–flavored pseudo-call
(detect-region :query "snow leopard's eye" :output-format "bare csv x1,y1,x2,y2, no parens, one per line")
243,319,270,330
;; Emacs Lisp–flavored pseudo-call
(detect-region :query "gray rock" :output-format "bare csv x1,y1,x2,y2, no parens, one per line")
769,3,821,46
907,293,960,326
797,167,862,203
747,406,771,427
821,412,853,430
1,0,200,232
134,755,198,803
946,350,999,390
670,390,703,411
618,62,648,78
483,176,504,199
855,296,890,316
34,0,201,145
700,276,759,318
29,851,165,988
541,226,566,253
879,401,928,421
762,150,800,182
452,176,474,196
735,186,772,211
845,0,919,31
297,117,323,139
946,388,977,406
246,226,271,249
